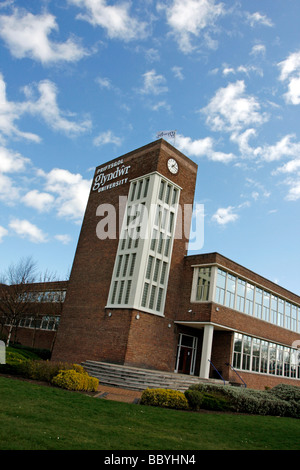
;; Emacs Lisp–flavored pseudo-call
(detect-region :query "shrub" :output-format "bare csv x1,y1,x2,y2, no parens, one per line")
185,389,231,412
184,390,203,411
200,393,231,411
140,388,189,410
188,383,299,418
268,384,300,419
268,384,300,402
51,369,99,392
14,359,88,383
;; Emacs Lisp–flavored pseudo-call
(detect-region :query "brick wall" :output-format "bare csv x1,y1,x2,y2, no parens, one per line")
6,327,56,351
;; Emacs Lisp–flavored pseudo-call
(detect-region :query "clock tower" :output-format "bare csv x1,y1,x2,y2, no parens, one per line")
52,139,198,372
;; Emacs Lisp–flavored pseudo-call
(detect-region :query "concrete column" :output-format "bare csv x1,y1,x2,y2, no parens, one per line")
199,324,214,379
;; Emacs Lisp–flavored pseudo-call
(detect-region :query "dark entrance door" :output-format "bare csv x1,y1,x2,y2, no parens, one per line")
178,346,192,374
175,334,198,375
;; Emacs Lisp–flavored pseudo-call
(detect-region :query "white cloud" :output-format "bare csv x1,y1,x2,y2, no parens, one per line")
278,50,300,105
278,50,300,81
176,134,235,163
255,134,300,201
230,128,261,158
177,134,213,155
68,0,147,41
55,234,72,245
222,66,235,76
93,130,122,147
151,101,171,112
230,131,300,166
283,76,300,105
211,206,239,225
22,190,55,212
0,172,20,203
38,168,91,222
0,73,40,143
0,146,30,204
202,80,268,133
145,48,160,63
246,12,274,28
275,158,300,174
209,150,236,163
9,218,47,243
0,8,88,64
0,225,8,242
23,80,92,136
95,76,112,89
140,70,168,95
0,74,91,143
272,140,300,201
245,178,271,199
172,66,184,80
0,146,30,173
222,64,263,77
284,177,300,201
260,134,300,162
158,0,225,53
250,44,266,56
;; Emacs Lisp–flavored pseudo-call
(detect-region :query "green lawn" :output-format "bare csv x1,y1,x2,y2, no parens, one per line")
0,376,299,450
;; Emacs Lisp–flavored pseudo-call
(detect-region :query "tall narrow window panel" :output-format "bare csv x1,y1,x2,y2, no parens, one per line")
138,175,180,314
196,267,211,301
107,173,180,315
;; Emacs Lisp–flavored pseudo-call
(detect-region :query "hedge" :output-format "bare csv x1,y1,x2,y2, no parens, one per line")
140,388,189,410
187,383,300,418
268,383,300,402
15,359,87,383
0,351,99,393
184,389,231,412
139,384,300,418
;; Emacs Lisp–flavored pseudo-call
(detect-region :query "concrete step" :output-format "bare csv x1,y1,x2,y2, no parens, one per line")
82,360,228,392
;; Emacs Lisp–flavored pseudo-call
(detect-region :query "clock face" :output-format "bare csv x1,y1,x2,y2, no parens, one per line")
167,158,178,174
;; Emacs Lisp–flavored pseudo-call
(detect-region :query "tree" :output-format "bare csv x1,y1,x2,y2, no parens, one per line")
0,257,59,346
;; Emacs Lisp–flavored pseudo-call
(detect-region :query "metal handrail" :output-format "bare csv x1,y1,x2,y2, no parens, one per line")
208,359,226,385
226,362,247,387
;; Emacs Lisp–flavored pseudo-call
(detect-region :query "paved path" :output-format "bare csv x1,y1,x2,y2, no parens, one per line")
94,384,142,404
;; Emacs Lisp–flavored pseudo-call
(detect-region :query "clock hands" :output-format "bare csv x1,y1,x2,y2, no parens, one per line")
168,158,178,174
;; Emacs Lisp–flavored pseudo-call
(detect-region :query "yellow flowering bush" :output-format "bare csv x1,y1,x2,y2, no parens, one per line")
51,369,99,392
140,388,189,410
17,360,88,383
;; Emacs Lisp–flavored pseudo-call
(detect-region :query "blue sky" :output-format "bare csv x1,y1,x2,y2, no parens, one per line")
0,0,300,294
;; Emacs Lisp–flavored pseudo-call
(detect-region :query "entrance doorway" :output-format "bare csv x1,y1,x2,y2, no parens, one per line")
175,333,198,375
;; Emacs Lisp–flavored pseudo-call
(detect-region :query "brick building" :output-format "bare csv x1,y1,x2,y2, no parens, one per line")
49,139,300,390
0,280,67,351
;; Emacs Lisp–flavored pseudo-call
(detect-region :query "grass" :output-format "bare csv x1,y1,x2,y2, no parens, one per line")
1,376,300,450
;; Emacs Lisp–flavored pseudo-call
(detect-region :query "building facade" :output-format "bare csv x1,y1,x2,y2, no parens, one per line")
0,280,67,351
52,139,198,372
50,139,300,390
177,252,300,389
6,139,300,390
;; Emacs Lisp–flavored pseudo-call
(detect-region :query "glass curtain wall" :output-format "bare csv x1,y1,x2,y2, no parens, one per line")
232,333,300,379
213,268,300,333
